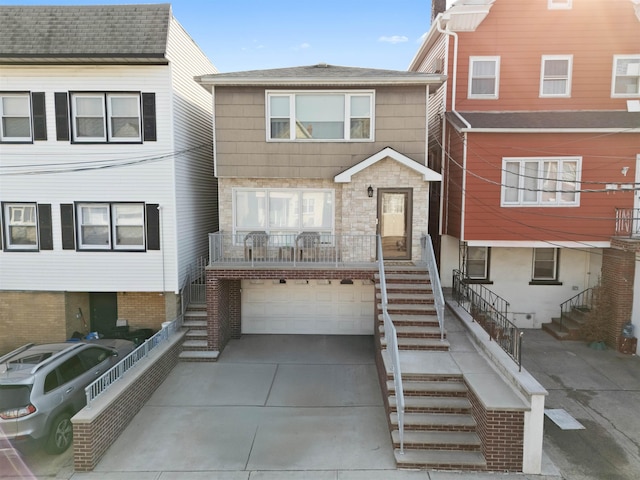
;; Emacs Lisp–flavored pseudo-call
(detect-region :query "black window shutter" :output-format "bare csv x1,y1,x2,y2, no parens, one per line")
142,93,157,142
54,93,70,141
60,204,76,250
146,204,160,250
38,204,53,250
31,92,47,141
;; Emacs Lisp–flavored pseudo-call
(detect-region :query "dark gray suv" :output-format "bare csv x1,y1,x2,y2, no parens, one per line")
0,339,134,454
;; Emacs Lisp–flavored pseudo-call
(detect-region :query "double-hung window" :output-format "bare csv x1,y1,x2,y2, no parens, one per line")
71,93,142,142
234,188,334,242
0,93,31,142
468,57,500,99
540,55,572,97
267,91,373,141
532,248,559,282
77,203,145,250
3,203,38,250
465,246,490,281
612,55,640,97
502,157,580,207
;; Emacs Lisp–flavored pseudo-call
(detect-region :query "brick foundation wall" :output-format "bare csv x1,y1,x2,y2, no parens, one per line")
0,291,67,354
467,384,524,472
72,332,184,471
117,292,168,331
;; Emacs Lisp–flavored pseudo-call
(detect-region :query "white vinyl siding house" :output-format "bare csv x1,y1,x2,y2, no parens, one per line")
0,5,218,349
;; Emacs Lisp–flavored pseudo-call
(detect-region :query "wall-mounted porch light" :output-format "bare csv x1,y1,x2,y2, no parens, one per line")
367,185,374,198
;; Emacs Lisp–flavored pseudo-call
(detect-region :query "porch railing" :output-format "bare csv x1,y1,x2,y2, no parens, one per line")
418,234,445,340
208,232,377,266
615,208,640,237
187,256,207,304
452,269,523,371
377,235,404,454
559,287,594,332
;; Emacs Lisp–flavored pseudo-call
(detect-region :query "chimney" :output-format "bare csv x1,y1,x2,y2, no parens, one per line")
432,0,447,21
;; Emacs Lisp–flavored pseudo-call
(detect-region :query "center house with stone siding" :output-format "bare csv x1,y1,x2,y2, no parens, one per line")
195,64,445,352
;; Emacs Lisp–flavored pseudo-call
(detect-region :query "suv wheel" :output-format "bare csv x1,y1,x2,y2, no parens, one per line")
46,413,73,454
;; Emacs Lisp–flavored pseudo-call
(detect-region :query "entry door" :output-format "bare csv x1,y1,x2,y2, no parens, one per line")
89,292,118,335
378,189,412,260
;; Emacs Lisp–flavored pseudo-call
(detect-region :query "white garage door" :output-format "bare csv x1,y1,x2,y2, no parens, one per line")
241,279,375,334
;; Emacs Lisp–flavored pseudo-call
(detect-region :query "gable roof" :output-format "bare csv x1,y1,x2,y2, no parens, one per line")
0,4,171,65
447,111,640,132
196,64,445,91
334,147,442,183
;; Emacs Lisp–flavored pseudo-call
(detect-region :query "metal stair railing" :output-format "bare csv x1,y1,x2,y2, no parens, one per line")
377,235,405,455
559,287,594,332
452,269,523,371
418,234,445,340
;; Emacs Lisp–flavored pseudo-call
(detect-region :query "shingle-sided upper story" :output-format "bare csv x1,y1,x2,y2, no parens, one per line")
410,0,640,112
196,65,446,179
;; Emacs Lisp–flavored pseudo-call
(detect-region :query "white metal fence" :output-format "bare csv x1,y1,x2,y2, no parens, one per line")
209,232,378,266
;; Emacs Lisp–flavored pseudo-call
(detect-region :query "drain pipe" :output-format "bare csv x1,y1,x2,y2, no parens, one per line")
436,15,470,241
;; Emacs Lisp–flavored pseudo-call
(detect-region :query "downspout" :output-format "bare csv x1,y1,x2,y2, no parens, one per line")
436,16,470,242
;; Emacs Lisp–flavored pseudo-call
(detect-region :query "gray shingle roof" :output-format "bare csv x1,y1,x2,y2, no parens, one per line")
196,64,446,89
0,4,171,64
447,111,640,131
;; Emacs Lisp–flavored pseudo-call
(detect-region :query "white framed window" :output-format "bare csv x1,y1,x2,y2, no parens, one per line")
234,188,334,242
465,246,490,280
71,93,141,142
502,157,580,207
548,0,572,9
3,203,38,250
468,57,500,99
77,202,145,250
532,248,558,281
266,91,373,141
540,55,572,97
0,93,31,142
612,55,640,97
112,203,145,250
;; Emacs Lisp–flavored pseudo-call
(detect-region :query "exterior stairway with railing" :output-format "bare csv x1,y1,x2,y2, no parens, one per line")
179,302,219,362
375,265,486,470
543,287,593,341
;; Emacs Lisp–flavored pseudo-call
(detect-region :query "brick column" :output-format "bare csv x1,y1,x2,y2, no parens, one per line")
602,246,636,346
206,276,221,350
230,280,242,338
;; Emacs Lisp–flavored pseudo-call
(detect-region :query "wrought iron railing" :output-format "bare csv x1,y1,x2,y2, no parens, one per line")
208,232,377,267
615,208,640,237
187,255,207,304
452,269,523,371
418,234,445,341
377,235,404,454
559,287,594,332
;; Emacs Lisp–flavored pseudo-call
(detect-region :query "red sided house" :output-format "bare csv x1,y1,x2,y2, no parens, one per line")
411,0,640,351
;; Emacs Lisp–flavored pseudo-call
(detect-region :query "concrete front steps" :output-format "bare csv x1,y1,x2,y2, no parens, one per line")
387,374,486,471
179,303,219,362
542,305,590,341
376,268,449,352
377,265,485,470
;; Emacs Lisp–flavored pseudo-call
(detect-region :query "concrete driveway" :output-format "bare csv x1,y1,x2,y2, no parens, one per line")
89,335,401,475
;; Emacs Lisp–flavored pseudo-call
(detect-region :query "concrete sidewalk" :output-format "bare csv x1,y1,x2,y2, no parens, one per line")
13,305,640,480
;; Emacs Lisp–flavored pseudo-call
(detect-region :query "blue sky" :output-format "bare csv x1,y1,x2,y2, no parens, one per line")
0,0,434,72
